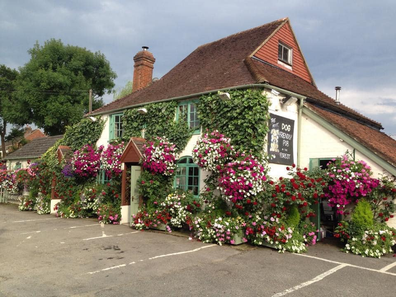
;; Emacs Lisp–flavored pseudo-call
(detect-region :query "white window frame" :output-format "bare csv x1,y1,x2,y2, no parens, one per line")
278,42,292,65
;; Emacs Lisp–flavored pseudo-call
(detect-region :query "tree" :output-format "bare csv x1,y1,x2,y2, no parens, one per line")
0,64,19,157
113,80,133,100
5,126,26,152
13,39,117,135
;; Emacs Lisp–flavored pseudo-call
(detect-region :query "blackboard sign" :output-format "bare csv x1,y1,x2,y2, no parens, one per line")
268,114,294,165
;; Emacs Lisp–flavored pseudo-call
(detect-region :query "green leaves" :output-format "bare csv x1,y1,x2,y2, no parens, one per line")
14,39,116,135
62,117,105,151
122,101,193,150
198,88,270,157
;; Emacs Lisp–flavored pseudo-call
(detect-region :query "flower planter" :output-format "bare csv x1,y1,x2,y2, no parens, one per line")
151,223,167,231
231,230,245,245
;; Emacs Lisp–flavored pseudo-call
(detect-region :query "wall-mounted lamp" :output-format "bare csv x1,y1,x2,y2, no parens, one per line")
271,89,280,96
218,91,231,100
281,96,298,107
137,108,147,114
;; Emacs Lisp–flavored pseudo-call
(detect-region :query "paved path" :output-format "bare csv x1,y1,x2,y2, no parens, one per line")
1,203,395,296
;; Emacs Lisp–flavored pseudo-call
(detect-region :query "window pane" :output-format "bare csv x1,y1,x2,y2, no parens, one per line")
278,44,282,60
283,47,289,63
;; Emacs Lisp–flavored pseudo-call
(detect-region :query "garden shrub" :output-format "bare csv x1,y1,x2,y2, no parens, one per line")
351,199,374,231
286,205,300,227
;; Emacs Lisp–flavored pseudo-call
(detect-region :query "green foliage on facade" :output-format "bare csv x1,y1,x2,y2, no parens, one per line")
122,101,193,150
62,117,105,151
198,89,271,157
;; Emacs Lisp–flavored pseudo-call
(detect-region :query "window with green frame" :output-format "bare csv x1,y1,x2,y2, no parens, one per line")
177,101,200,134
109,113,123,140
174,157,199,196
97,169,110,184
309,158,336,170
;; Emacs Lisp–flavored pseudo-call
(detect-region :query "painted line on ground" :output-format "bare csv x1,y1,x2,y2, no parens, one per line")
13,218,58,223
20,230,41,235
86,244,217,275
68,224,98,229
83,231,139,241
148,244,217,260
294,253,396,276
20,224,98,235
88,264,127,275
272,264,348,297
380,261,396,272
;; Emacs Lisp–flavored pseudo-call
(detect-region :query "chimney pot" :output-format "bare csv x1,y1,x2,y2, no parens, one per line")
335,86,341,104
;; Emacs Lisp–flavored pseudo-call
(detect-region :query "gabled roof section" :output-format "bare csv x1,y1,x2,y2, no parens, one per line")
245,57,382,129
4,135,63,160
90,18,287,115
120,137,146,163
251,18,315,85
305,104,396,170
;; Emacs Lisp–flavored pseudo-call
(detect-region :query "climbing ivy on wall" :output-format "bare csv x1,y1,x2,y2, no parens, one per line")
198,88,270,157
122,101,193,150
62,117,105,151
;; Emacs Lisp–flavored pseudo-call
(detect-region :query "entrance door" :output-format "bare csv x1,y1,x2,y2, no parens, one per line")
130,166,141,223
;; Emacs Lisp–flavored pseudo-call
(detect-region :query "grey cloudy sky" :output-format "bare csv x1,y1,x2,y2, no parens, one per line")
1,0,395,136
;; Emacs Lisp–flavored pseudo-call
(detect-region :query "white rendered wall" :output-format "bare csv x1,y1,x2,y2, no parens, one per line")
96,115,110,147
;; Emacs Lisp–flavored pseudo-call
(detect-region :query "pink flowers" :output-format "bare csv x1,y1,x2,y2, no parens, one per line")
218,154,267,203
326,154,379,214
71,144,102,178
70,143,125,179
142,137,177,176
100,142,125,178
192,130,233,172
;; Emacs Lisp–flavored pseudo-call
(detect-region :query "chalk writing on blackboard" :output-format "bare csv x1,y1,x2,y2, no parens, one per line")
268,114,294,165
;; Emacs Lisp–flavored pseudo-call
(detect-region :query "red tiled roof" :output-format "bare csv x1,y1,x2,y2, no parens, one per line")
306,104,396,167
91,18,287,115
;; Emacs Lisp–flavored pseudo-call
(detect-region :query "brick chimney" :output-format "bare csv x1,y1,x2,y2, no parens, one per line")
132,46,155,92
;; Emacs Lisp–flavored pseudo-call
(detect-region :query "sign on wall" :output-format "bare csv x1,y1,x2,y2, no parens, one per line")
268,113,294,165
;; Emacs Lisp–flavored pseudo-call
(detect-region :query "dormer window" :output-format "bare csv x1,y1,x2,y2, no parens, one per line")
278,42,292,65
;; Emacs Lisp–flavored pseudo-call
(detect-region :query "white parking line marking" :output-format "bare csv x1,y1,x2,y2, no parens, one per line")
69,224,98,229
13,218,58,223
88,264,127,275
83,231,139,241
21,231,41,235
380,261,396,272
148,244,217,260
294,253,396,276
86,244,217,275
272,264,347,297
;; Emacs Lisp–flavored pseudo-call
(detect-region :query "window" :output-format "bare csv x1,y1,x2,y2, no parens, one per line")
109,113,123,140
174,157,199,196
278,42,292,65
14,162,22,170
97,169,110,184
177,101,200,133
309,158,336,170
